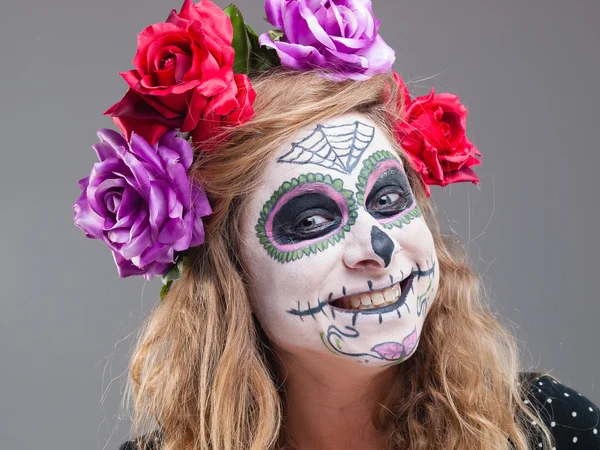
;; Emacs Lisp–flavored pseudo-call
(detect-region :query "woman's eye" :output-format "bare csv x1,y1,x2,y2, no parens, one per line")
368,188,410,216
297,214,331,229
375,193,400,207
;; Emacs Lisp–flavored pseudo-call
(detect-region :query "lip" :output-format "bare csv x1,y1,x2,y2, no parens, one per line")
285,262,436,321
330,273,414,315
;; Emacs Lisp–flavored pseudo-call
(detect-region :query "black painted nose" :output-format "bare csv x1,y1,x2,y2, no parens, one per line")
371,226,394,268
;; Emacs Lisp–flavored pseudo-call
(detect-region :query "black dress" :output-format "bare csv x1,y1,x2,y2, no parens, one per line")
119,373,600,449
521,373,600,448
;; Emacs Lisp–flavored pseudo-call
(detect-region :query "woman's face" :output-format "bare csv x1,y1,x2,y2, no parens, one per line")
241,113,439,367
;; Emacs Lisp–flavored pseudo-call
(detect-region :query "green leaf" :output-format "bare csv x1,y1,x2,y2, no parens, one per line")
245,22,260,40
224,4,250,74
160,280,173,301
160,258,184,285
245,24,280,73
268,29,284,42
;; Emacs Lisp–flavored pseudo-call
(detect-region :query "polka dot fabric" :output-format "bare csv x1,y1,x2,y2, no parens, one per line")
522,373,600,449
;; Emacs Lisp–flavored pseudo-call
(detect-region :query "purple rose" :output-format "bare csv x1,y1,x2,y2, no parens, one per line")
259,0,395,80
73,129,211,280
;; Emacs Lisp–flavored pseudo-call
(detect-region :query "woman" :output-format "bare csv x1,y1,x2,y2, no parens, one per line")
74,1,599,449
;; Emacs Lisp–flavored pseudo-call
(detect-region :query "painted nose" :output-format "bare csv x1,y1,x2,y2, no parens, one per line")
343,224,398,270
371,226,395,268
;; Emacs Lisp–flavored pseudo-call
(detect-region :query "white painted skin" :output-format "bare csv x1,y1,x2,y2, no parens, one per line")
240,113,440,370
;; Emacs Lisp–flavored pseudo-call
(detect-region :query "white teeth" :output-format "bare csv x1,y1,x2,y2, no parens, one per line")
371,292,385,306
382,286,396,302
360,294,371,306
335,282,404,311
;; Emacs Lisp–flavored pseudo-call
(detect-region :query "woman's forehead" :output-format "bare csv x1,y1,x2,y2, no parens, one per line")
261,112,404,189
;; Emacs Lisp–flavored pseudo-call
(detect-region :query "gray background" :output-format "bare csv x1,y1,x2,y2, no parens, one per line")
0,0,598,448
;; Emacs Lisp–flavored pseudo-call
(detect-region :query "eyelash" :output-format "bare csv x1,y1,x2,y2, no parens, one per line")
290,208,335,238
368,187,409,215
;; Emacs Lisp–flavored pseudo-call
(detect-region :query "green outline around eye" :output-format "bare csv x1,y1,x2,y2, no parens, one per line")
355,150,423,230
255,173,358,264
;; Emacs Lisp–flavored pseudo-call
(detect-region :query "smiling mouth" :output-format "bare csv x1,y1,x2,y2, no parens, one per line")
329,274,414,312
286,262,435,321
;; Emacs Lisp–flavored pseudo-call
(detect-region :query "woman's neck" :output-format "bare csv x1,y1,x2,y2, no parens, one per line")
275,345,397,450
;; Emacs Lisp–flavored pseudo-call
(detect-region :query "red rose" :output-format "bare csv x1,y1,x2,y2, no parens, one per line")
105,0,255,147
190,73,257,149
393,72,481,196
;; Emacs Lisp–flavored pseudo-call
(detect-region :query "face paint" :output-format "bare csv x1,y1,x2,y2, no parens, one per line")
356,150,422,229
241,113,440,368
255,173,358,263
277,121,375,175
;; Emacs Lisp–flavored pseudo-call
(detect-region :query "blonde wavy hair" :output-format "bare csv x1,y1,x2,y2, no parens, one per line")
124,70,553,450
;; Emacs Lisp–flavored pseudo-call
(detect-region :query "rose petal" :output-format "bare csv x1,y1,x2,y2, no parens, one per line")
135,243,172,268
105,89,181,144
338,5,359,38
265,0,286,28
158,217,186,245
129,133,165,172
112,251,146,278
324,2,343,36
356,34,395,76
148,182,169,238
120,227,151,259
426,141,448,180
127,207,148,241
330,35,369,52
93,142,119,162
96,129,129,152
107,228,131,244
167,163,191,210
73,184,104,239
175,0,233,47
176,210,194,250
298,1,336,50
439,167,480,187
166,186,183,219
134,22,188,72
158,131,193,169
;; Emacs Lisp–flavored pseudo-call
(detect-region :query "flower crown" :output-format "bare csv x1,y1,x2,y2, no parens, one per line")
73,0,481,296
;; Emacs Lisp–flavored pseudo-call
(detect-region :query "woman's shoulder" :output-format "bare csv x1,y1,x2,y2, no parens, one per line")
520,372,600,448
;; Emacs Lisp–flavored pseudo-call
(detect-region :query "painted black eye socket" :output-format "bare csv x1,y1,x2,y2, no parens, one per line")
292,208,335,236
367,186,411,217
365,168,413,218
272,193,343,244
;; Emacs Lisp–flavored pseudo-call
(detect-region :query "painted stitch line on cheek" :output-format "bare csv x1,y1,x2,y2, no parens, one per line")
265,184,349,252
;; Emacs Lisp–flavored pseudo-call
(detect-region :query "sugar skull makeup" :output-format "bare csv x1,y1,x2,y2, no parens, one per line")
241,113,440,367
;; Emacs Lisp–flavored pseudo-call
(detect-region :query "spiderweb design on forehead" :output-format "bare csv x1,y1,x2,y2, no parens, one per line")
277,121,375,174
